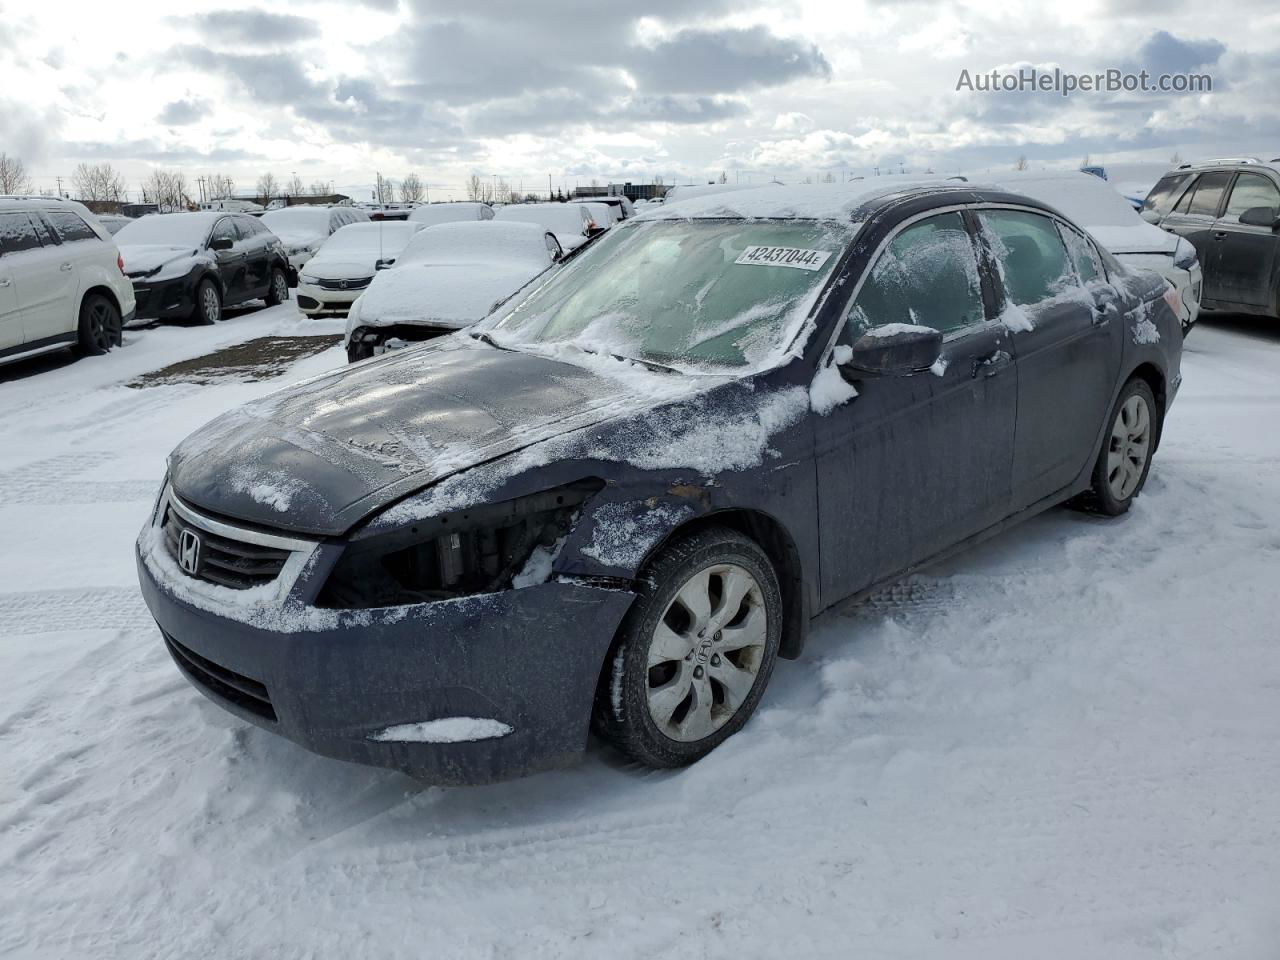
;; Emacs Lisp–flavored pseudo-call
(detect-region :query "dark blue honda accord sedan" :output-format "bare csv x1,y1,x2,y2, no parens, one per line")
137,180,1183,784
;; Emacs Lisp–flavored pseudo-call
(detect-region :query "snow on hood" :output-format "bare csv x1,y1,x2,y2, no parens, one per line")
644,179,961,221
355,262,546,329
302,258,378,281
271,228,328,247
1086,224,1178,256
119,244,201,275
167,337,710,536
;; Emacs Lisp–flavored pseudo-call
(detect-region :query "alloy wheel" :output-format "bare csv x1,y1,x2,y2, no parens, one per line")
1106,393,1151,500
272,271,288,304
645,563,768,742
203,285,220,323
88,301,112,351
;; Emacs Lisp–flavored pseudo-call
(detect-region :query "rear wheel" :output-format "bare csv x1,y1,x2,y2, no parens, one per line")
75,294,120,357
1072,378,1158,516
265,266,289,306
193,279,221,325
594,526,782,768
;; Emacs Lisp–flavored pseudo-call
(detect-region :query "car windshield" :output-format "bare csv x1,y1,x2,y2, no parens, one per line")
487,218,852,371
261,209,330,234
319,223,418,258
114,215,214,247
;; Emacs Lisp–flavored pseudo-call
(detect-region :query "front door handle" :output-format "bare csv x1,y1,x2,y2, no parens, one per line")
1212,232,1228,240
1092,305,1112,326
59,262,73,271
972,350,1012,378
0,277,11,288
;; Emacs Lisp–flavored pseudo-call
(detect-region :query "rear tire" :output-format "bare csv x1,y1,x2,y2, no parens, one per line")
346,330,380,362
75,294,120,357
1072,378,1159,516
265,266,289,306
193,279,221,325
593,526,782,768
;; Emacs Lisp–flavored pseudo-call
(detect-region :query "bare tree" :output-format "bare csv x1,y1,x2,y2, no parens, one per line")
375,174,395,204
308,181,330,196
1014,154,1029,171
256,172,279,206
141,169,190,211
1169,151,1183,165
465,173,482,202
399,173,424,203
0,153,34,194
1081,153,1091,168
285,174,305,197
207,173,236,199
71,162,128,203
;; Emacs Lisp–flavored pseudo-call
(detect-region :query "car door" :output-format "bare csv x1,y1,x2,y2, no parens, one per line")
44,210,107,330
1160,171,1234,302
1212,172,1280,308
237,217,271,295
209,217,246,301
0,211,74,345
814,209,1017,604
0,213,31,350
976,208,1123,507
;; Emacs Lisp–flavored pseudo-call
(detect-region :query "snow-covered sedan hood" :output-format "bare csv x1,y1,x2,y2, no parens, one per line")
1087,223,1178,256
120,244,200,276
167,337,698,536
303,258,379,281
272,230,327,249
356,262,546,330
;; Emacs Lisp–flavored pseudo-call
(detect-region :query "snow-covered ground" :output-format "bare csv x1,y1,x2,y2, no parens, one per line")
2,308,1278,959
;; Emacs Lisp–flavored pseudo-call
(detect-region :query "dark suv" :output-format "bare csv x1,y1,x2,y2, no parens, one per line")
1141,158,1280,319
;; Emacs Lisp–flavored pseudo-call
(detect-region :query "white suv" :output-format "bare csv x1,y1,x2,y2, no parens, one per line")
0,197,136,367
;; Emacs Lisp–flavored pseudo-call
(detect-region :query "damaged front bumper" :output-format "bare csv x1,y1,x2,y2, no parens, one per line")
136,521,635,785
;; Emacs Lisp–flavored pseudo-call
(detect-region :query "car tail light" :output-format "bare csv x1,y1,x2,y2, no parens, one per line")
117,253,125,275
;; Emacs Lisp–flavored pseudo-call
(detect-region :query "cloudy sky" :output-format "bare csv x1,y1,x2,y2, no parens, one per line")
1,0,1277,200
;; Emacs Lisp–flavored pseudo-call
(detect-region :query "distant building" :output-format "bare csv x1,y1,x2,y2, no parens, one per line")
573,182,668,202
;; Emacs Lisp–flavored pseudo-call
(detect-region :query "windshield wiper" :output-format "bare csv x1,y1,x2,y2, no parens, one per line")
470,331,515,352
572,344,682,375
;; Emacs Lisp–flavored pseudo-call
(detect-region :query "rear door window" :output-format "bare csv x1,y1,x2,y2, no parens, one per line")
46,210,99,242
1223,173,1280,222
978,210,1078,308
1057,222,1104,284
845,212,986,340
0,212,45,255
1186,172,1233,217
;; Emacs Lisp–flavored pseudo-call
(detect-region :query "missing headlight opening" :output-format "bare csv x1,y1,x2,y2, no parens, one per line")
317,480,605,608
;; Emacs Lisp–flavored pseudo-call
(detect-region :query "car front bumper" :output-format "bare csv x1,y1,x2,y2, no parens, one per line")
295,281,365,317
130,275,197,320
136,528,636,784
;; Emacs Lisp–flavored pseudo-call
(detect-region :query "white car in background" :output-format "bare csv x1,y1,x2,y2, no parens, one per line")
977,170,1202,330
344,220,562,361
407,202,494,226
1,196,136,367
295,220,425,318
260,205,370,279
494,202,599,251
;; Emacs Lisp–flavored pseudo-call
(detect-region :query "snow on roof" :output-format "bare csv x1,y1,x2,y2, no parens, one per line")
400,220,551,268
642,179,965,221
408,202,493,225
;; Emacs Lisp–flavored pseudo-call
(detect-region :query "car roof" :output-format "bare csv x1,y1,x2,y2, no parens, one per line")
640,178,1055,223
1168,158,1280,176
0,195,97,215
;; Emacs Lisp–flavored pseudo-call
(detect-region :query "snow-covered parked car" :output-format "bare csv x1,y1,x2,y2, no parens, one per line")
116,212,290,325
260,205,369,279
407,202,494,226
344,220,562,361
137,181,1182,786
1,196,135,366
494,202,598,251
295,220,425,318
977,170,1202,330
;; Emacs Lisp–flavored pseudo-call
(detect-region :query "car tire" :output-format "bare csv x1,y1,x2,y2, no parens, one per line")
1072,377,1159,517
346,332,380,363
75,294,121,357
193,279,221,325
265,265,289,306
593,526,783,768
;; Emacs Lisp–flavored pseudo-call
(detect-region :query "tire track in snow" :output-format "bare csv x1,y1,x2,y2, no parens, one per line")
0,452,156,505
0,587,155,636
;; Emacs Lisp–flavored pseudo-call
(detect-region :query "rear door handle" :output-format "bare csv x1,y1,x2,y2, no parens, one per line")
0,277,11,288
972,350,1012,378
59,262,73,271
1092,305,1112,326
1212,232,1228,240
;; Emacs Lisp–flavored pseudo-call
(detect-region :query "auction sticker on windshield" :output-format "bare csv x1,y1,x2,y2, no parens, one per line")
735,246,833,271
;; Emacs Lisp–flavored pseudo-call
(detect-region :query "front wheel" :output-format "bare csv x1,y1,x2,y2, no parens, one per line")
1073,378,1159,516
75,294,121,357
594,526,782,768
193,279,221,325
265,266,289,306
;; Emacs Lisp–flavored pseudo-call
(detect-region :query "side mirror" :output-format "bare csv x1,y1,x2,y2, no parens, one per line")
209,237,233,251
1238,206,1280,230
840,324,942,378
375,258,394,270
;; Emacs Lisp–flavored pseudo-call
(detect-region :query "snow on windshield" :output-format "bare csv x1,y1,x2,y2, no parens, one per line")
487,219,853,372
319,222,420,258
409,203,491,225
495,204,588,237
114,214,218,247
399,221,548,268
261,208,331,236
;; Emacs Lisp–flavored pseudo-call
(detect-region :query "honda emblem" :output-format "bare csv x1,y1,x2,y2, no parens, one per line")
178,528,203,576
